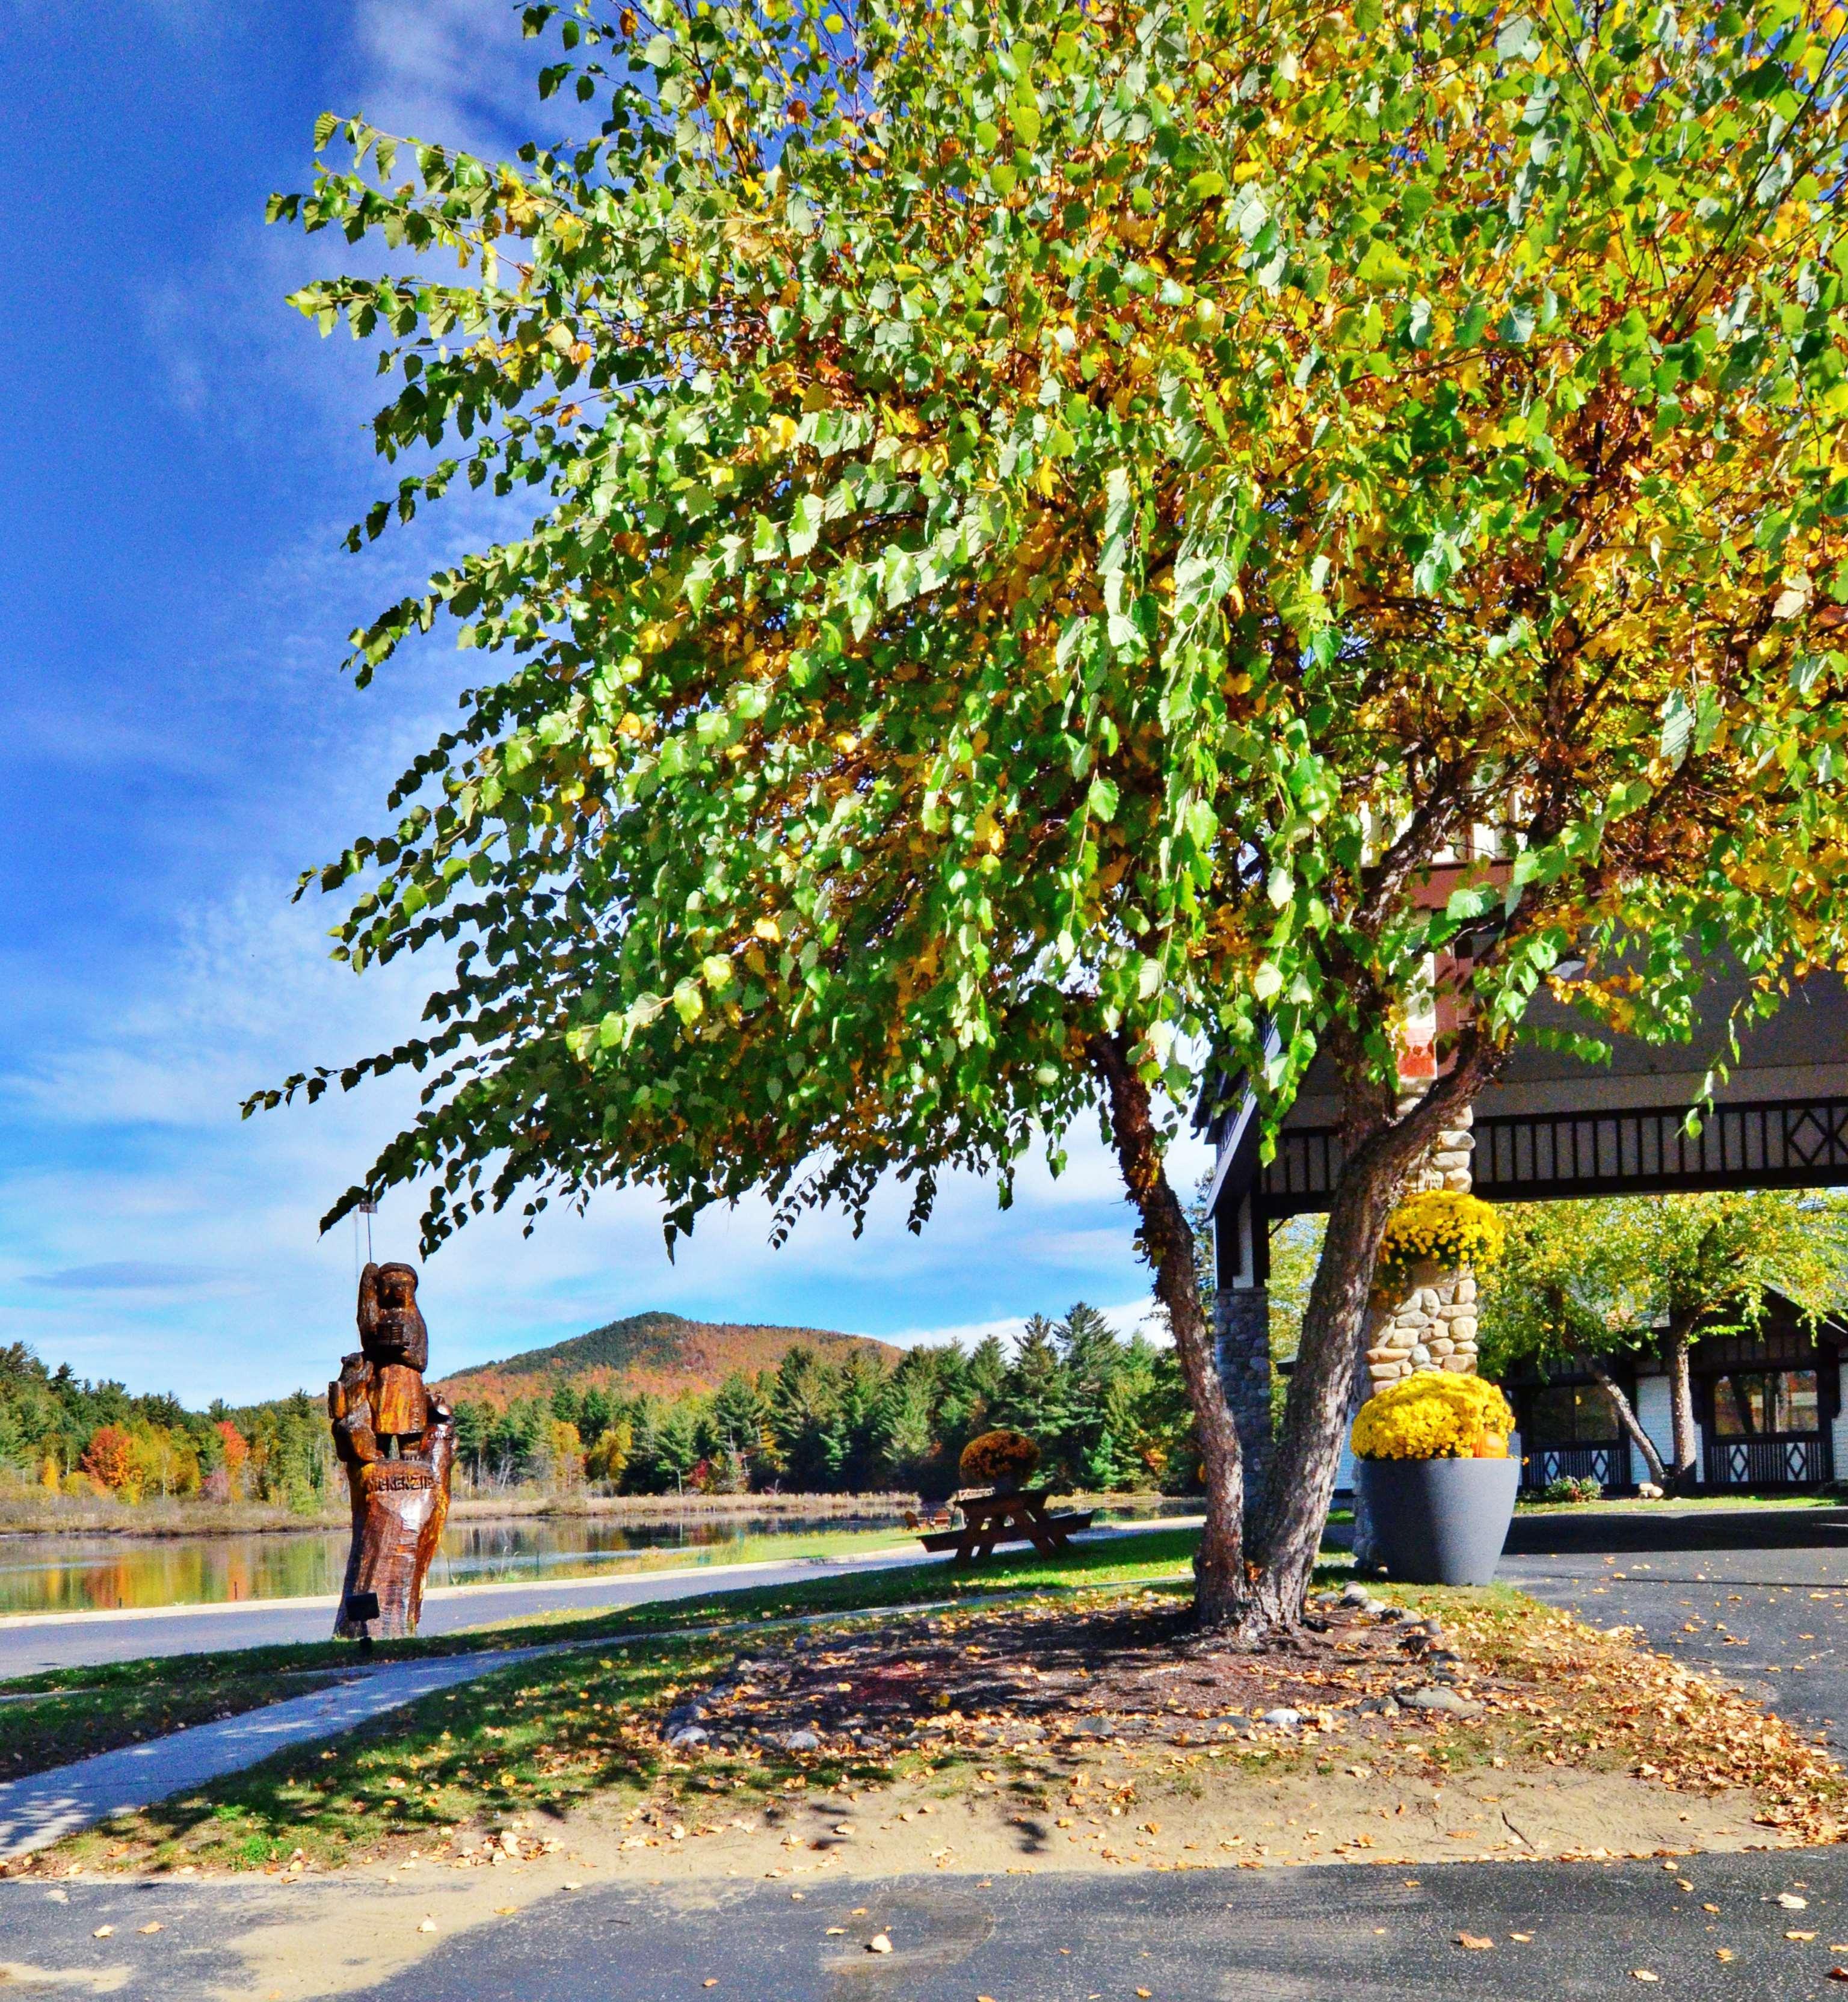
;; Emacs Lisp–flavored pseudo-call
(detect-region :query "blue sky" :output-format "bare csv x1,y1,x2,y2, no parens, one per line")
0,0,1206,1405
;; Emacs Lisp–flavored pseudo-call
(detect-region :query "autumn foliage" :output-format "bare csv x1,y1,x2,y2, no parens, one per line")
79,1424,138,1496
260,0,1848,1628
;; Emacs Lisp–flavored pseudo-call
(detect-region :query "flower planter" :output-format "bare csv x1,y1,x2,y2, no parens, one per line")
1354,1454,1520,1586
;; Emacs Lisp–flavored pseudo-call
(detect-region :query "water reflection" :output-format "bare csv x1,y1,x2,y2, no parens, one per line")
0,1513,893,1617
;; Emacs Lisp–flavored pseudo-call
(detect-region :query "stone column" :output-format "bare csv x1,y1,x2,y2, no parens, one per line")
1361,1102,1481,1392
1212,1186,1274,1515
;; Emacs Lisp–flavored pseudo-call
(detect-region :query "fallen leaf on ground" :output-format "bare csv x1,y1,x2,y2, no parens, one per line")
1510,1934,1533,1944
1717,1949,1735,1962
92,1927,114,1939
1632,1974,1659,1984
137,1923,162,1935
1780,1894,1810,1910
868,1935,892,1955
416,1919,436,1935
1789,1930,1819,1941
1456,1934,1494,1951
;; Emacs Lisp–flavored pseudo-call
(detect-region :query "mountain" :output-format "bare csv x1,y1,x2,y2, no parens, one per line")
430,1310,904,1405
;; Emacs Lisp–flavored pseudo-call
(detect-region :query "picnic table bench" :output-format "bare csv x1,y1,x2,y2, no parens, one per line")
913,1489,1095,1564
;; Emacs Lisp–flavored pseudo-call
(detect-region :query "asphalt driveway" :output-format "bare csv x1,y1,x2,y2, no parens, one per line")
1501,1508,1848,1752
5,1849,1848,2000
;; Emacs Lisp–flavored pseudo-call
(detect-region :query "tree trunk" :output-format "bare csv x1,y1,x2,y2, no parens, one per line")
1242,1045,1497,1637
1666,1316,1698,1493
1091,1033,1245,1624
1569,1343,1665,1486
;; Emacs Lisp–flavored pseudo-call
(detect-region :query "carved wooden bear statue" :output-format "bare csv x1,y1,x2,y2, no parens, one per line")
328,1261,455,1640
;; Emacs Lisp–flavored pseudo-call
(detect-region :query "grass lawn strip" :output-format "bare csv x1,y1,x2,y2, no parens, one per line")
0,1521,1201,1793
13,1536,1843,1883
0,1661,350,1783
0,1530,1202,1783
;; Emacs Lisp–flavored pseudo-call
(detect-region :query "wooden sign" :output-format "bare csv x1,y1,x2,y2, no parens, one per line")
328,1261,455,1640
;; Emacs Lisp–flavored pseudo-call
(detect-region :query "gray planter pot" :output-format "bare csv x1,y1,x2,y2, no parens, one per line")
1355,1454,1520,1586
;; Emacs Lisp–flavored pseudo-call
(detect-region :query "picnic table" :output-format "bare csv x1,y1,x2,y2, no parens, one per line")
914,1489,1095,1565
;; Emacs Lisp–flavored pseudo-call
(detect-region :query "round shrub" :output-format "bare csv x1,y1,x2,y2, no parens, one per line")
1375,1190,1505,1294
1351,1372,1515,1461
958,1429,1041,1491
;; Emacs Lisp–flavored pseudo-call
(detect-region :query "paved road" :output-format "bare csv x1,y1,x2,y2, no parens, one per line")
0,1545,944,1680
5,1850,1848,1999
1502,1510,1848,1752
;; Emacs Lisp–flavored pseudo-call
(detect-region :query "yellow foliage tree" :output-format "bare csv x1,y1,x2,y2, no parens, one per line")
262,0,1848,1635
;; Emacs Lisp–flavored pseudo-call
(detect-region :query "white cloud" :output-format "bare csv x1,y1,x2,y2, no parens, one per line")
350,0,550,157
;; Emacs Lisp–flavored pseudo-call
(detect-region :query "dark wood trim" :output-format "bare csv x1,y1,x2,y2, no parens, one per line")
1242,1094,1848,1219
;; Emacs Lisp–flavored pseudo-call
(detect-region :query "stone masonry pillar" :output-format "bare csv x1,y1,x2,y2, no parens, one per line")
1212,1186,1274,1515
1361,1101,1482,1394
1352,1099,1482,1571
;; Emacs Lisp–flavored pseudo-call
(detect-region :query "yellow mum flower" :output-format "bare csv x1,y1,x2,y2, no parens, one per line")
1375,1191,1504,1293
1352,1372,1515,1461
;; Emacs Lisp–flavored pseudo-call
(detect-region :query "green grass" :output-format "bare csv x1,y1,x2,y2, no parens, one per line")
0,1528,1206,1788
0,1662,346,1783
34,1526,1210,1871
1514,1491,1843,1515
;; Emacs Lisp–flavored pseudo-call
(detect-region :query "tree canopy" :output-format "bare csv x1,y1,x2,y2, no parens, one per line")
260,0,1848,1628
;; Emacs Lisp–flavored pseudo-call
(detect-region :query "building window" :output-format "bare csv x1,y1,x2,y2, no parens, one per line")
1528,1384,1620,1444
1711,1370,1820,1438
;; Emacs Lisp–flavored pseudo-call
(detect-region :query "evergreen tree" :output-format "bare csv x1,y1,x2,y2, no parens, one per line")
999,1317,1079,1482
576,1385,614,1443
874,1364,939,1494
768,1346,840,1490
708,1371,768,1470
824,1349,888,1491
652,1402,701,1494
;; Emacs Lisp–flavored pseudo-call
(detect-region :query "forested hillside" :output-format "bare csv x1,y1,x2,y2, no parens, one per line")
0,1302,1200,1511
433,1310,902,1403
446,1305,1197,1499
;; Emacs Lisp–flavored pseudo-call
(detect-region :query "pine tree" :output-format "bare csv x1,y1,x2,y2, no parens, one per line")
768,1346,840,1491
824,1349,887,1491
708,1371,768,1474
999,1317,1078,1483
874,1359,940,1494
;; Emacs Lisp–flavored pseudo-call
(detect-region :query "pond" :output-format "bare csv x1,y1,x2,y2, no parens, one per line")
0,1512,896,1618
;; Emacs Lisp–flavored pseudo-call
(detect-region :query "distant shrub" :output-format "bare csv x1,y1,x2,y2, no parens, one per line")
1542,1474,1603,1505
959,1429,1040,1491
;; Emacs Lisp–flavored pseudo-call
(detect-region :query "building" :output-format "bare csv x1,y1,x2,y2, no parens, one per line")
1503,1290,1848,1493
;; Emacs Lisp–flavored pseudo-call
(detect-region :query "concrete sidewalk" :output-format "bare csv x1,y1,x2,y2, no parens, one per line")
0,1649,545,1861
